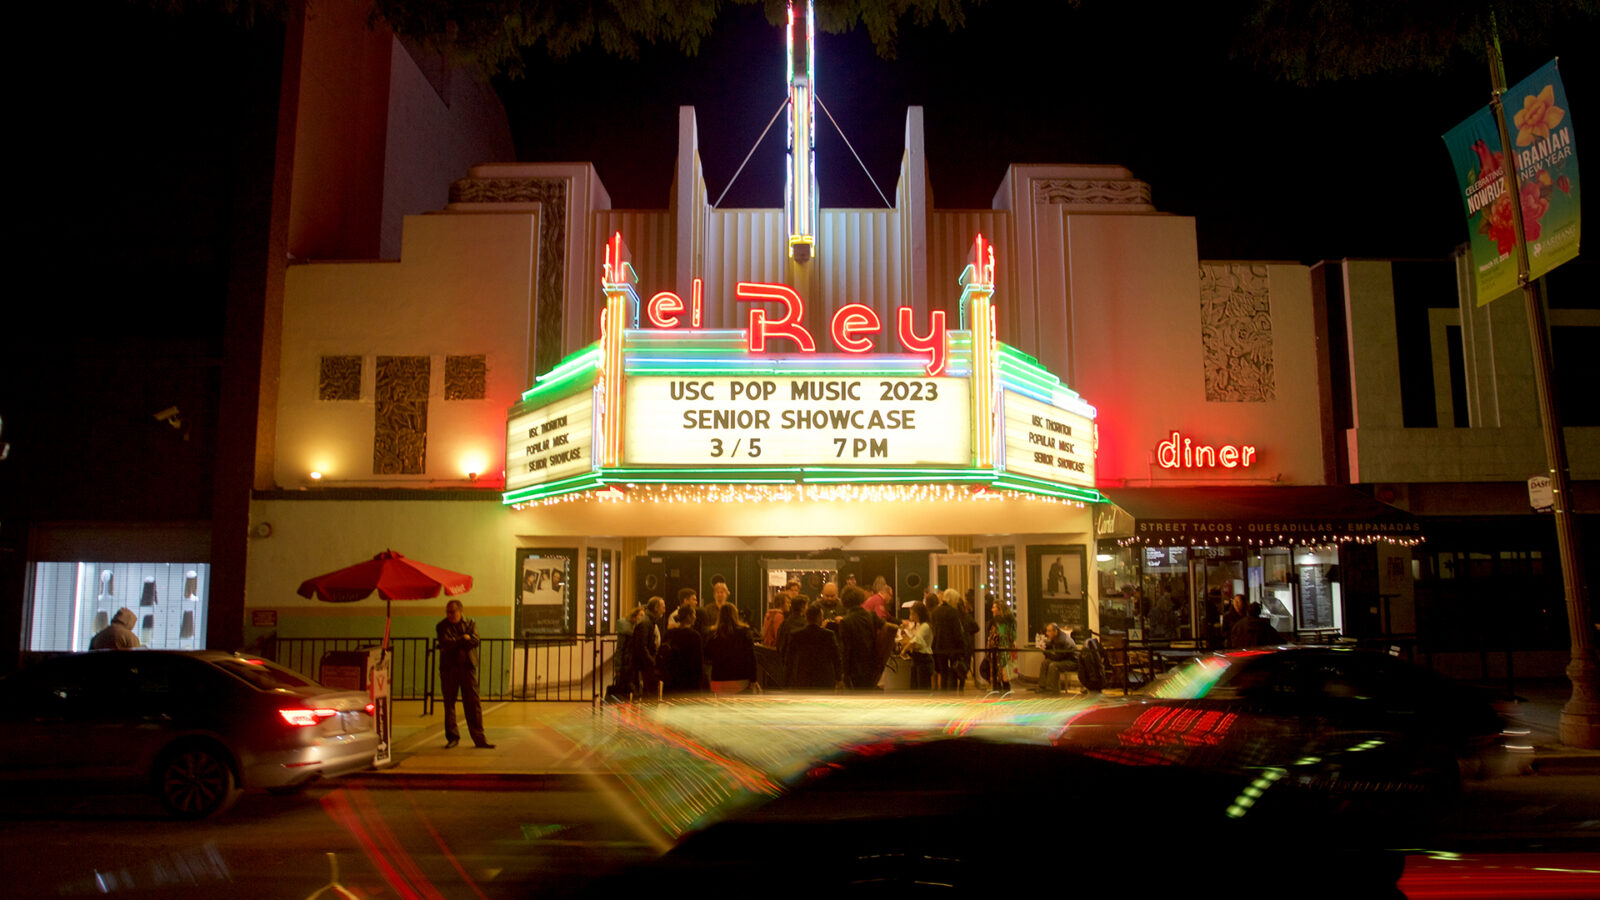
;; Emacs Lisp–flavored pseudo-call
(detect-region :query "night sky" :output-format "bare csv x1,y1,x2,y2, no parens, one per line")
496,3,1594,264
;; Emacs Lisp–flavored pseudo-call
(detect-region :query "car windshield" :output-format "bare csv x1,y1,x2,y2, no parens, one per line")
211,656,317,690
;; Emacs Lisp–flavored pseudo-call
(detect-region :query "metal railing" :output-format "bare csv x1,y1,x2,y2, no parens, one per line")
478,636,622,703
269,635,623,710
268,637,433,699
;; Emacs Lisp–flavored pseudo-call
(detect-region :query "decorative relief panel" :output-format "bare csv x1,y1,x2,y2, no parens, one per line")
318,355,362,401
444,355,486,400
449,176,567,376
374,356,430,475
1200,264,1276,402
1034,178,1154,210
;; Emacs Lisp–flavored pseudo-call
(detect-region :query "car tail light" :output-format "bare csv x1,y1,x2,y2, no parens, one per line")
365,703,375,714
279,707,339,727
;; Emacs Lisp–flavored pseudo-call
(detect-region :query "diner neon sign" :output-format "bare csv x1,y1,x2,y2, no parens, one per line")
1156,431,1257,469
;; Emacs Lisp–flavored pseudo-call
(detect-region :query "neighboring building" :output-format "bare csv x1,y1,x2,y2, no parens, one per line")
10,3,513,661
1317,256,1600,677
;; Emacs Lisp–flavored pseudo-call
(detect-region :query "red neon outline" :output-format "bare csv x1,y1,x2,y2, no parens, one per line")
829,303,880,353
603,232,622,284
691,277,704,327
646,291,684,328
736,281,816,352
897,307,948,377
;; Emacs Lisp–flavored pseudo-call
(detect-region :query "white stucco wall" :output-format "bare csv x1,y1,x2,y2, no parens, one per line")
1058,214,1324,486
380,42,516,259
276,212,538,488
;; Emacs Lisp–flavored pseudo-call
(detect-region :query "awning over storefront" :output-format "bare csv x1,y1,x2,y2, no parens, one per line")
1097,486,1422,546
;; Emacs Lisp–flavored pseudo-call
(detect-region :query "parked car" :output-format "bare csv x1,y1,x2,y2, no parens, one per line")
0,650,377,817
1055,646,1509,831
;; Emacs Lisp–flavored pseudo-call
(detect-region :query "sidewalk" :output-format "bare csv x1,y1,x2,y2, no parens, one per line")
353,684,1600,784
367,699,605,784
1482,678,1600,775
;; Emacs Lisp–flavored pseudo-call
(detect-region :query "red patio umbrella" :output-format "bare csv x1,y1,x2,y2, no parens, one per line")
297,550,473,649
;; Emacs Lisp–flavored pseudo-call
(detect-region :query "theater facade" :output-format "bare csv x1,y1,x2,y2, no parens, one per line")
233,6,1424,683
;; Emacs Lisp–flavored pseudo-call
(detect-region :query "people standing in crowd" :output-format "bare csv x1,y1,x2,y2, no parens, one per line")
1229,600,1284,648
1034,622,1079,693
873,606,900,687
954,589,979,690
761,594,787,648
673,586,698,623
1221,593,1247,642
839,586,881,690
962,590,981,687
776,592,809,662
436,599,493,748
985,595,1019,691
903,601,935,690
930,589,965,691
863,577,893,622
611,606,642,698
89,607,141,649
630,596,665,699
705,602,758,695
756,593,797,688
783,603,843,690
699,576,730,647
817,581,842,623
661,605,706,694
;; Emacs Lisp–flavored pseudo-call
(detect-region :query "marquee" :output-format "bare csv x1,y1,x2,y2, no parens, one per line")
502,234,1102,506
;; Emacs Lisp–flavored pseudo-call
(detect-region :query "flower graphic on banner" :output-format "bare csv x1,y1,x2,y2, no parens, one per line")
1470,139,1503,181
1479,168,1558,254
1513,84,1565,147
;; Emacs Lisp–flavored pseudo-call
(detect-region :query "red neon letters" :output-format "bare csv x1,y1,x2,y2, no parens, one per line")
830,304,880,353
737,282,817,352
647,278,704,328
897,307,948,378
645,280,951,377
1156,431,1257,469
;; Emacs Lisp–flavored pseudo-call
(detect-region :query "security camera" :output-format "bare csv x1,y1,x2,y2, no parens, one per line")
154,406,183,429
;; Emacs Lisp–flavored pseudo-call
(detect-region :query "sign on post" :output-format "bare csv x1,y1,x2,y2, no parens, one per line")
1443,59,1581,306
1529,474,1555,512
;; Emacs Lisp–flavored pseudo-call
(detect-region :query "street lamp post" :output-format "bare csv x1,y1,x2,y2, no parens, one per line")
1485,25,1598,748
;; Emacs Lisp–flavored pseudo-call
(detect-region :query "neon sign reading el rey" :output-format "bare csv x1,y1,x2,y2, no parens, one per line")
645,280,950,377
1156,430,1257,469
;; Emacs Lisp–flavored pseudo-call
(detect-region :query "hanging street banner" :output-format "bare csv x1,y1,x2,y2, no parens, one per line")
1443,59,1581,306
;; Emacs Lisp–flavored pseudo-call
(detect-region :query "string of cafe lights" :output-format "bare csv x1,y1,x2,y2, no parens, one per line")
1116,534,1425,549
511,482,1089,509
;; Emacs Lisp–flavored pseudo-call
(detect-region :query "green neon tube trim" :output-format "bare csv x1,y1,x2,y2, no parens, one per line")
518,370,598,406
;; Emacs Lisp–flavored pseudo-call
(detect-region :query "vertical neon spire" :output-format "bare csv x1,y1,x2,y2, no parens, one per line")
600,232,640,467
960,234,998,468
785,0,817,262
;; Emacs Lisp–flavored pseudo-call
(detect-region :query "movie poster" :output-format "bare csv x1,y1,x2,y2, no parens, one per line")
515,549,575,636
1026,545,1088,640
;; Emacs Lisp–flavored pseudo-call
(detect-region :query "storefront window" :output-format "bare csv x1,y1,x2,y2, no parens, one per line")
1095,545,1140,638
1292,547,1340,633
29,562,210,651
1140,546,1193,641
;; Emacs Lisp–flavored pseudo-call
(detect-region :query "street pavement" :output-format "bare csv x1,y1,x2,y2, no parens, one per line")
370,678,1600,783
